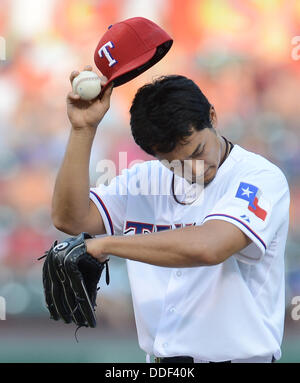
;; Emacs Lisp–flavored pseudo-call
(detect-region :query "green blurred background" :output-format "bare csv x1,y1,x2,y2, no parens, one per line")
0,0,299,362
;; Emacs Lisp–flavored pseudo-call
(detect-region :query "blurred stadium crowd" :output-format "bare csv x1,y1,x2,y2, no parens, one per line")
0,0,299,331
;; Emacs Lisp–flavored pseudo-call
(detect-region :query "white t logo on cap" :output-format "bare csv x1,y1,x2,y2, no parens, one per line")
98,42,117,67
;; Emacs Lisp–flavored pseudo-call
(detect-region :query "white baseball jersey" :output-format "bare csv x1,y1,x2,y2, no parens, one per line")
90,144,290,362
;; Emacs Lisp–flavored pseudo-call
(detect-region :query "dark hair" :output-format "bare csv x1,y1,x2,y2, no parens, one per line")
130,75,212,155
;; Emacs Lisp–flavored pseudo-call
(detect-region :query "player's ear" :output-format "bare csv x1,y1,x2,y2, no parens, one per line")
209,105,217,129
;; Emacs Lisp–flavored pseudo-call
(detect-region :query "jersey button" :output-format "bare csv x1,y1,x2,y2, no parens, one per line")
176,270,182,277
169,307,176,313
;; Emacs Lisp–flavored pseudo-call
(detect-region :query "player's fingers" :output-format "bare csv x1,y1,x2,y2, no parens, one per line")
100,76,108,86
100,82,114,103
69,70,80,85
67,91,80,101
83,65,93,71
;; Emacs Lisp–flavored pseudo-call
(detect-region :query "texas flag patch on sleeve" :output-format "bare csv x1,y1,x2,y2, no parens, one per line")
235,182,269,221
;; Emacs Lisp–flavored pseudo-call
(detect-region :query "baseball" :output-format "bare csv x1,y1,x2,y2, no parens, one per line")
72,70,101,100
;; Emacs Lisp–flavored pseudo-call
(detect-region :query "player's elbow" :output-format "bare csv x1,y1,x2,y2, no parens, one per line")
192,244,222,266
51,213,81,236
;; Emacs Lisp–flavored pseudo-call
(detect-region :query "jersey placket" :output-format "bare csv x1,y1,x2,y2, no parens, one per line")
153,266,187,356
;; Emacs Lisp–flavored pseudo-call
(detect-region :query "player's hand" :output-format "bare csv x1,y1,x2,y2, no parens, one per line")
85,237,109,263
67,65,114,130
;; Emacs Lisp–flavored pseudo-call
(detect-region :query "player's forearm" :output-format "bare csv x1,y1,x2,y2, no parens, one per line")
90,226,213,268
51,126,96,231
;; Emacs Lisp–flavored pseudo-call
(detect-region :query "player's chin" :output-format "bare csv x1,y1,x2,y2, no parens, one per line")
204,167,216,185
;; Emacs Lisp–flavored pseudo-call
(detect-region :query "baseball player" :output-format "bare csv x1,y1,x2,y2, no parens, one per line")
51,20,290,363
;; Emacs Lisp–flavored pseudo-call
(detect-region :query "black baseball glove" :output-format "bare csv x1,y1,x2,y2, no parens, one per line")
39,232,110,329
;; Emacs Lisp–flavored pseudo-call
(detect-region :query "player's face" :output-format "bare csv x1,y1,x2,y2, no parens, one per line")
155,127,225,186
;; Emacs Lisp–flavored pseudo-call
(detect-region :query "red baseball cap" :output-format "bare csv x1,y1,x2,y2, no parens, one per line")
94,17,173,91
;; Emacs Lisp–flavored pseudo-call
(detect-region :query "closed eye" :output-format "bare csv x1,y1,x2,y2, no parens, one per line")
192,147,204,158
